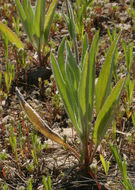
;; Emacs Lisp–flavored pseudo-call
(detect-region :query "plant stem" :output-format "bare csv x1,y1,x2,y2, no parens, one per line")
89,145,98,165
81,134,89,169
88,139,93,159
66,143,80,161
83,138,89,169
38,50,42,67
38,38,42,67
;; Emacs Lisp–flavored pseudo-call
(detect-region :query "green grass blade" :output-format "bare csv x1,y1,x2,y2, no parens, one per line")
122,160,128,180
44,0,58,43
96,32,121,114
0,22,24,49
93,78,125,146
122,40,134,72
48,175,51,190
121,181,134,190
109,144,123,171
100,154,109,175
109,144,128,180
42,176,49,190
110,145,134,189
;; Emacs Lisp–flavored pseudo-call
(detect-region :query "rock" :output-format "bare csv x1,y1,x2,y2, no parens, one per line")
2,100,6,106
37,185,44,190
2,115,14,124
18,186,25,190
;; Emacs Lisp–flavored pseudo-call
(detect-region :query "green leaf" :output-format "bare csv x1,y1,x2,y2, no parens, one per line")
27,178,32,190
0,22,24,49
122,40,134,72
15,0,33,42
42,176,49,190
66,42,80,90
58,37,66,80
65,43,80,125
34,0,46,46
78,51,89,134
15,0,26,22
51,53,81,135
78,31,99,134
88,31,99,122
26,0,34,39
122,160,128,180
48,175,51,190
109,144,132,188
44,0,58,43
81,33,89,69
93,78,125,146
96,32,121,114
109,144,123,171
121,180,134,190
63,0,76,41
100,154,109,175
4,72,9,92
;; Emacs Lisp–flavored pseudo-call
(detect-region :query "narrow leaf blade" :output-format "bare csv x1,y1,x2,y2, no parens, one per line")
44,0,58,43
34,0,46,40
96,32,121,114
66,42,80,89
16,87,70,148
15,0,26,22
15,0,33,42
58,37,66,79
51,53,80,134
88,31,99,122
78,51,89,133
81,33,89,69
78,31,99,132
93,78,125,146
0,22,24,49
